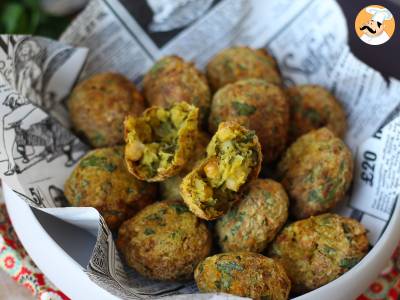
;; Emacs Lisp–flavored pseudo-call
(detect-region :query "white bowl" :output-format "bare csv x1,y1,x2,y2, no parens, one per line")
3,183,118,300
4,181,400,300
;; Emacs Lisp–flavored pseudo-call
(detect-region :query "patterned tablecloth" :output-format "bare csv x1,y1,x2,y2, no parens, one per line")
0,204,398,300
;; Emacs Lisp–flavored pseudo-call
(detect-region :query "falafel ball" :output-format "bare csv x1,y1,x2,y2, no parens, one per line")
206,46,282,91
195,252,291,300
143,55,211,125
160,131,210,201
287,85,347,142
64,147,156,230
181,121,262,220
216,179,288,253
209,79,289,163
277,128,353,219
268,213,369,294
117,200,212,281
68,72,145,148
124,102,199,182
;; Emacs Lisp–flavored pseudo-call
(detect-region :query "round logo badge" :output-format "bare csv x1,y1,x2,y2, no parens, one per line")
355,5,395,46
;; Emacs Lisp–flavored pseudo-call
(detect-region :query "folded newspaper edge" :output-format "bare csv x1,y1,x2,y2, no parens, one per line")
0,0,399,298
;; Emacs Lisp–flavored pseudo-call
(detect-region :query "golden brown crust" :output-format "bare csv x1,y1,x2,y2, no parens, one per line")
209,78,289,163
216,179,289,253
124,102,199,182
287,85,347,142
143,55,211,126
116,200,212,281
64,147,156,230
268,214,369,294
195,252,291,300
181,121,262,220
277,128,353,219
68,72,145,148
206,46,282,91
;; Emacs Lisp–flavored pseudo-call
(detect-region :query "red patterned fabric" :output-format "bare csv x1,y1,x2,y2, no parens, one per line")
0,204,69,300
0,203,399,299
358,245,400,300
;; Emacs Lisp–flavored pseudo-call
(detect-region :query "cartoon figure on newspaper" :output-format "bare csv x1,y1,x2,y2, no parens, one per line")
15,39,44,107
0,37,84,176
2,92,78,176
359,7,394,46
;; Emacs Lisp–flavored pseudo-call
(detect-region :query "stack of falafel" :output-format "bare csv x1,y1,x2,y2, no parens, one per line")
64,47,369,300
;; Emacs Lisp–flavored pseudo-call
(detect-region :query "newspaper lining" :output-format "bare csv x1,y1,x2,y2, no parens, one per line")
0,0,399,298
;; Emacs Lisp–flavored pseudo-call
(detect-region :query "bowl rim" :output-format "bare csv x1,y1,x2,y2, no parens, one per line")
3,182,119,300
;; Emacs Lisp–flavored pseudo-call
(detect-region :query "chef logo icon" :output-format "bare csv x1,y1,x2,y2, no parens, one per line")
355,5,395,46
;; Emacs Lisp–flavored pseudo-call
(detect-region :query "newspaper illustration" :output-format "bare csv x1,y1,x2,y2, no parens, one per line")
0,0,399,299
0,36,89,208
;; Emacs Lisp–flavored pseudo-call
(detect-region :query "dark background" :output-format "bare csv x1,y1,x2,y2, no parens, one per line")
119,0,184,48
337,0,400,80
2,0,398,79
119,0,221,48
120,0,400,78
